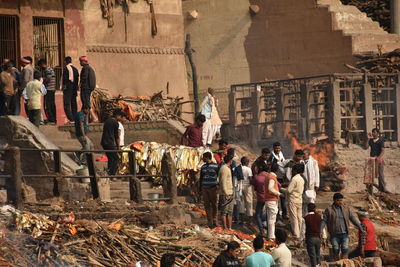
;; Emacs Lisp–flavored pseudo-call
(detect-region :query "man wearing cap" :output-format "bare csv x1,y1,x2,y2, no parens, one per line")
349,210,377,259
79,56,96,108
320,193,364,260
20,56,34,115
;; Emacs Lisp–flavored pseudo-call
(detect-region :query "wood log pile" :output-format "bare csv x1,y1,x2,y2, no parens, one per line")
340,0,390,31
91,88,191,124
345,48,400,73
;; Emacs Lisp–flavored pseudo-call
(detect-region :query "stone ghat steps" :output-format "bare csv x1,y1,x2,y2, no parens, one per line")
110,180,164,200
317,0,400,54
40,125,81,150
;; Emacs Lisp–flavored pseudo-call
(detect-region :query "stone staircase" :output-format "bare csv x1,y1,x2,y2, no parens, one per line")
317,0,400,53
110,180,164,201
40,125,81,150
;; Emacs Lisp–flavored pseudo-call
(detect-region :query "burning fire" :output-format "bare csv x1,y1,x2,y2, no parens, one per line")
290,137,334,168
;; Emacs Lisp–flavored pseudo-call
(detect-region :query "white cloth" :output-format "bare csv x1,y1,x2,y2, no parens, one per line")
118,122,125,147
266,200,279,239
272,151,285,162
242,184,253,216
202,119,212,145
304,156,320,189
66,63,74,82
271,243,292,267
200,94,212,119
241,165,253,186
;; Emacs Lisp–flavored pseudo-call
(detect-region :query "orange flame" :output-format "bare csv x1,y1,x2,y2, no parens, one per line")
290,137,334,168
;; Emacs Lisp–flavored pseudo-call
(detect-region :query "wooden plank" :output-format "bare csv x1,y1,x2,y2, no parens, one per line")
363,83,374,136
396,83,400,143
327,81,341,141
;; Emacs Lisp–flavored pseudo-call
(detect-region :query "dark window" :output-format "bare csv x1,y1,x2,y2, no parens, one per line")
0,15,19,67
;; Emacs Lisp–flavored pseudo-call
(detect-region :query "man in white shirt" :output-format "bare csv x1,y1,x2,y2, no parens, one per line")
117,115,127,148
272,229,292,267
281,163,305,240
240,157,253,219
265,163,281,240
303,149,320,207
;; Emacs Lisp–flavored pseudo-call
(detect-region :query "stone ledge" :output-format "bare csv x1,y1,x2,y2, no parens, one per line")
87,45,185,55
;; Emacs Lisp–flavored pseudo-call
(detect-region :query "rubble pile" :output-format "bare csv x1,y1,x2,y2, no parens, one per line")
345,48,400,73
0,204,273,267
340,0,390,31
91,89,189,124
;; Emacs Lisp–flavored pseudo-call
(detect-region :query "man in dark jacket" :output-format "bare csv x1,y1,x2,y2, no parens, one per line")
38,59,57,123
320,193,363,260
304,203,322,267
79,56,96,108
199,152,219,228
213,241,241,267
101,110,125,175
62,56,79,122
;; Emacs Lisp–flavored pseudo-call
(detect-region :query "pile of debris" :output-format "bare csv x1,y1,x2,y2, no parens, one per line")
0,205,272,266
345,48,400,73
91,88,190,124
340,0,390,31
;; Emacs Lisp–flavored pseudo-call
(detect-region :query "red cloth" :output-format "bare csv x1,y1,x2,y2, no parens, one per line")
184,124,203,147
358,218,377,251
213,146,231,164
253,172,267,202
304,212,323,238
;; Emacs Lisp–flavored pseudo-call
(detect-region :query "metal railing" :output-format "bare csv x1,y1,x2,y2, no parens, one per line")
0,147,178,209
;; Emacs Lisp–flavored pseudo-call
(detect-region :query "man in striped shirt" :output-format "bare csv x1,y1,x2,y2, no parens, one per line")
199,152,219,228
38,59,57,124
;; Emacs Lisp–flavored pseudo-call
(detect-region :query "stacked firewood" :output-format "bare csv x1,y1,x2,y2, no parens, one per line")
91,88,190,124
320,164,346,192
340,0,390,31
345,48,400,73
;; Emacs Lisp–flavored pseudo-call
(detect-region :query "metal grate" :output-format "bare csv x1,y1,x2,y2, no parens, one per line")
0,15,19,66
33,17,64,89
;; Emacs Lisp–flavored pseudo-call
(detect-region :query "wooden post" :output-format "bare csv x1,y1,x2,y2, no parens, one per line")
275,88,285,137
161,153,177,204
53,150,61,197
185,34,199,114
327,80,341,142
362,83,374,137
229,86,237,126
250,89,261,148
86,153,100,199
300,83,310,143
128,151,138,202
395,82,400,143
5,147,23,209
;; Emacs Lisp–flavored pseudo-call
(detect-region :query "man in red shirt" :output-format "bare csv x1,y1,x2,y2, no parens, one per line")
349,210,377,258
253,163,269,235
181,114,206,147
213,140,230,164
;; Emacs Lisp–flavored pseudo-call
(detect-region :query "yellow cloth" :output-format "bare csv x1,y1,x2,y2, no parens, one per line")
26,80,43,110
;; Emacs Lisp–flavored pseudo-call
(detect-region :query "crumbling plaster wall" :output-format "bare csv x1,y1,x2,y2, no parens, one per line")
84,0,189,100
183,0,354,117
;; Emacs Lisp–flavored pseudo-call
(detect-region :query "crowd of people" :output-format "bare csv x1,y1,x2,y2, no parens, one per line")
180,115,381,266
0,56,96,126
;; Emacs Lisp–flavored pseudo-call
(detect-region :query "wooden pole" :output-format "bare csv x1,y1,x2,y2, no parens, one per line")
185,34,199,114
5,147,23,209
327,80,341,142
300,83,310,143
53,150,61,197
128,151,137,201
161,153,177,204
86,153,100,199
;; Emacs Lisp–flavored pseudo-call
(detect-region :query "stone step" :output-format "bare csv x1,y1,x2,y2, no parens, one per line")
111,181,154,190
351,34,400,53
334,20,382,32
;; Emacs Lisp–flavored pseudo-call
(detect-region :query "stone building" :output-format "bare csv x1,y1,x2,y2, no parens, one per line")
0,0,188,99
